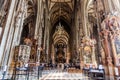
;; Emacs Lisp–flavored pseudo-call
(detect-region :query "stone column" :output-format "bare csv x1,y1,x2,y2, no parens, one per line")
0,0,4,10
100,29,114,80
0,0,17,65
91,46,97,68
109,33,118,66
38,26,42,47
46,19,50,63
101,0,113,13
109,0,120,12
51,44,55,64
80,44,84,70
34,0,42,39
81,0,88,37
7,0,27,72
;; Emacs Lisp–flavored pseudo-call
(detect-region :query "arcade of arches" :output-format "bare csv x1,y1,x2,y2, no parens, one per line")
0,0,120,80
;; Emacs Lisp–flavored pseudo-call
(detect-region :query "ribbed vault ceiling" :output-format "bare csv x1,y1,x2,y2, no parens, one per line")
48,0,74,26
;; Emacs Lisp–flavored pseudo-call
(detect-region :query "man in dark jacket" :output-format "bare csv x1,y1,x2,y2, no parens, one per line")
38,64,44,79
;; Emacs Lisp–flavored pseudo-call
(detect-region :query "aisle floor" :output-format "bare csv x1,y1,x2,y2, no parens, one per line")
15,70,91,80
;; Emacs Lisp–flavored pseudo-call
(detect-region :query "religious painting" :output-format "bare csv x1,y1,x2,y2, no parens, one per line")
18,45,31,63
83,46,92,63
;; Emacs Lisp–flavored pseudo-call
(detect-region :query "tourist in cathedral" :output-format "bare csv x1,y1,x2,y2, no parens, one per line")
38,64,44,77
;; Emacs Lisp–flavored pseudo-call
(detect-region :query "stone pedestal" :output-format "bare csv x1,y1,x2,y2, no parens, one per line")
100,29,115,80
107,57,115,80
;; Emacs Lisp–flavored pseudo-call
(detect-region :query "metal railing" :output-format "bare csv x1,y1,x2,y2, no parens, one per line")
0,65,43,80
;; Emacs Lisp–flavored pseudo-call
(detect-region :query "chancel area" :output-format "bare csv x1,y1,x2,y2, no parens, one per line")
0,0,120,80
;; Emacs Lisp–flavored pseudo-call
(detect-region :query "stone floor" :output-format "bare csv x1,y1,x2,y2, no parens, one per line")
0,69,91,80
40,70,90,80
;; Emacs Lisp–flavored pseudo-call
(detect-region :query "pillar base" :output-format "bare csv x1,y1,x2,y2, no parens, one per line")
80,61,84,70
105,75,115,80
103,64,115,80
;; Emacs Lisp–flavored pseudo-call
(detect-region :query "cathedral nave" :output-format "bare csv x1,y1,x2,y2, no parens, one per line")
0,0,120,80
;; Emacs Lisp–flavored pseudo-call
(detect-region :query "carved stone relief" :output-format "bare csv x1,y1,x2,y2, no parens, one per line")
81,36,97,67
101,12,120,66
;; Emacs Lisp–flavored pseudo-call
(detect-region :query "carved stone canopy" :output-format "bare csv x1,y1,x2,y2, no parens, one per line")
81,36,96,46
